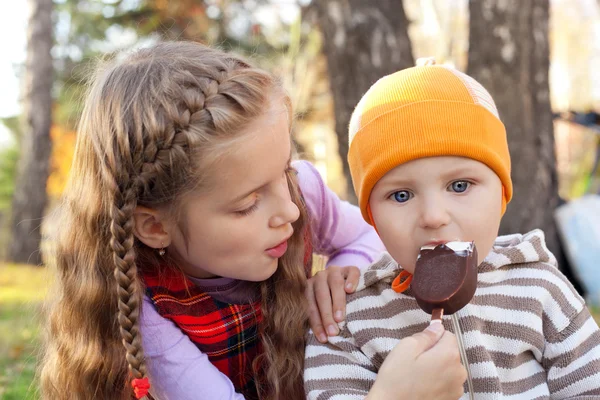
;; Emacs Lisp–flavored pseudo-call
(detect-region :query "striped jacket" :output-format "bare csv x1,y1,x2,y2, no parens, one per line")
304,230,600,399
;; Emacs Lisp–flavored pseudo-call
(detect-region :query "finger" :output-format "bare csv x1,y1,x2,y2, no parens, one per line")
313,273,339,336
344,266,361,293
328,268,347,322
305,279,328,343
434,329,459,353
421,330,463,372
400,321,445,357
432,330,461,363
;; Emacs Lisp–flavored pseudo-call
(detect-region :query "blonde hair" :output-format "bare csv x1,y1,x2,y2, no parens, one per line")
40,41,308,400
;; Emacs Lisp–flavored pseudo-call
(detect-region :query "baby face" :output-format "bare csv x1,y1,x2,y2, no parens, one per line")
369,156,503,273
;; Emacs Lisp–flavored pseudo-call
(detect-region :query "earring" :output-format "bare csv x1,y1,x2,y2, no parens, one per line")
158,243,166,257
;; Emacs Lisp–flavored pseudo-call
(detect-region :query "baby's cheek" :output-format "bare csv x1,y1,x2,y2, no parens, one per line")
388,245,417,274
473,237,495,266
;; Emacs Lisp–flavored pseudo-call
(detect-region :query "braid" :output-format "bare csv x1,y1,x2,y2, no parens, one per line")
106,68,210,399
106,169,151,398
107,96,199,400
40,41,304,400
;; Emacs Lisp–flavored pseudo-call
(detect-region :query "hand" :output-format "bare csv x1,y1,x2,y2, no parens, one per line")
305,265,361,343
368,322,467,400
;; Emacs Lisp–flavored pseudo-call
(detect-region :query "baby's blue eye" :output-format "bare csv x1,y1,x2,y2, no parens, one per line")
392,190,412,203
450,181,470,193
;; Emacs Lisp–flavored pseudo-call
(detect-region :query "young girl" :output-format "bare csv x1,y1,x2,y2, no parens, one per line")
39,41,387,400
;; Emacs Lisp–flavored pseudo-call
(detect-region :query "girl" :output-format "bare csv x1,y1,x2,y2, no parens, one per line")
39,41,384,400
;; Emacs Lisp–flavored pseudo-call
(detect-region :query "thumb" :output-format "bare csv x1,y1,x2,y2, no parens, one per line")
407,321,445,356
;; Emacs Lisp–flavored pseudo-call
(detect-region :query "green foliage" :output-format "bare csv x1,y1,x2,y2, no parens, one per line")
53,0,304,130
591,306,600,323
0,117,20,211
0,146,18,211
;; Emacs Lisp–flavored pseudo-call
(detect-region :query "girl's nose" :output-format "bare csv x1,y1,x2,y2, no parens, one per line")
269,179,300,228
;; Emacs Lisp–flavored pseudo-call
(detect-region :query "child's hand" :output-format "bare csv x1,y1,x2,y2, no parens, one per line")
368,323,467,400
305,265,361,343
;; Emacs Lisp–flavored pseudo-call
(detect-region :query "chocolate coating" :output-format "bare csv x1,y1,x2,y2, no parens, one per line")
412,242,478,315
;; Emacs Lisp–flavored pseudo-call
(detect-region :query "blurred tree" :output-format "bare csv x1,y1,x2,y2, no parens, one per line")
52,0,215,129
312,0,414,202
8,0,54,265
52,0,293,131
467,0,564,260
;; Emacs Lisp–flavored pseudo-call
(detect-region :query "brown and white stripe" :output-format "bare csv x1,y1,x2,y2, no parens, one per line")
304,230,600,399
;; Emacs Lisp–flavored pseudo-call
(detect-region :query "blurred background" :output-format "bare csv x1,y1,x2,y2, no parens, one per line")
1,0,600,398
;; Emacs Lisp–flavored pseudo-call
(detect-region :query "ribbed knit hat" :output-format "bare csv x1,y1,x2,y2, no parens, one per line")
348,59,512,224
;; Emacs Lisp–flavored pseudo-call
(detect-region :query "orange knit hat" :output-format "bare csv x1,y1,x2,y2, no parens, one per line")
348,59,512,225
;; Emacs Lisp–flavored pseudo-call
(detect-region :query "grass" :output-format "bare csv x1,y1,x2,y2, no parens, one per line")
0,264,49,400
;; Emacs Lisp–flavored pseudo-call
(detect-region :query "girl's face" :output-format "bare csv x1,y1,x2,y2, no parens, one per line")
369,156,503,274
166,102,299,281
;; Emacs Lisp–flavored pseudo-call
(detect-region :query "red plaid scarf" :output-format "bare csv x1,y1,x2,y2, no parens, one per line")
143,233,312,399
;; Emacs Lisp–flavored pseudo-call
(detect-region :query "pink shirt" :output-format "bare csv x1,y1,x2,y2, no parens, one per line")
141,160,385,400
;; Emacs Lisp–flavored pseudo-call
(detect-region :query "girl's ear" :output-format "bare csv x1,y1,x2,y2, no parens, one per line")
133,206,171,249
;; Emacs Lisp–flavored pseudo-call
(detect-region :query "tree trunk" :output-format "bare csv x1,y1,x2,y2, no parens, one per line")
467,0,570,275
314,0,414,202
8,0,54,265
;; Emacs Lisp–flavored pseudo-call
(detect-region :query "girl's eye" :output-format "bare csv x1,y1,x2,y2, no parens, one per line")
391,190,412,203
236,201,259,216
450,180,470,193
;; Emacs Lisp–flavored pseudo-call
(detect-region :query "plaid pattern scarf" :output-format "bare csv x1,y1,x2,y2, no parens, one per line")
144,231,313,399
145,272,263,399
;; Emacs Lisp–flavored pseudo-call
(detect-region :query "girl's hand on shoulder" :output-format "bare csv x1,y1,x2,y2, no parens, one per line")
305,265,361,343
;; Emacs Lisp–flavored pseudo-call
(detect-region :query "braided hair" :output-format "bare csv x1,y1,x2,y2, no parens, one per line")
40,42,309,400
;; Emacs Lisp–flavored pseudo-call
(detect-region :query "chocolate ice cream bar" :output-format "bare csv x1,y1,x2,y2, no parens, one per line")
411,242,478,319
